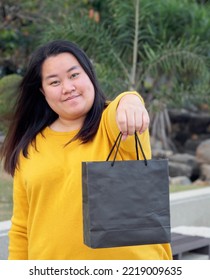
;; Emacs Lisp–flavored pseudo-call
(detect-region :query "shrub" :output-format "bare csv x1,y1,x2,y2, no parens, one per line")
0,74,22,132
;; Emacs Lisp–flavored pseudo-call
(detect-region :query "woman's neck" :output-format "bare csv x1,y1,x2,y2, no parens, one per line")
49,117,84,132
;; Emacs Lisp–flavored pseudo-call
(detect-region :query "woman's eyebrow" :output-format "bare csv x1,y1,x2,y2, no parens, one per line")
67,65,80,73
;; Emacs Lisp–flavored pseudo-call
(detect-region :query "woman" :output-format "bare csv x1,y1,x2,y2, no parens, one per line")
1,40,172,260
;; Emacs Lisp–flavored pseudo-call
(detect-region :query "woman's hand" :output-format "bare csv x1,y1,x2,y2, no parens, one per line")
116,94,150,141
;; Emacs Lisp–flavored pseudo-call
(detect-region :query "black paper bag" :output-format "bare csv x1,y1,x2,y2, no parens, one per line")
82,132,171,248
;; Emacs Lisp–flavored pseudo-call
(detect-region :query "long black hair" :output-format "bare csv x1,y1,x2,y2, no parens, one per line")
1,40,107,176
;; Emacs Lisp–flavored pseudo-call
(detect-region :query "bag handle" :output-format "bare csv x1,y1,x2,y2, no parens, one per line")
106,132,148,166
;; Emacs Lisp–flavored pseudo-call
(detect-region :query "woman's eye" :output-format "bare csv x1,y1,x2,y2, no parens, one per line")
70,73,79,79
50,80,60,86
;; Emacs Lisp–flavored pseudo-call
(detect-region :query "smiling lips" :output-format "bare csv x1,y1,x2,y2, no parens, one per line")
63,94,80,102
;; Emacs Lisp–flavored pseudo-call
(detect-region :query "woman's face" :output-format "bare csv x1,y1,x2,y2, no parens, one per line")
41,52,95,127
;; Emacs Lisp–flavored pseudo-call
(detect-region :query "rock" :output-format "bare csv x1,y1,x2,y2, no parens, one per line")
169,109,210,134
184,138,204,154
168,162,193,178
170,176,192,185
169,153,200,180
200,164,210,181
196,139,210,164
169,153,196,164
152,149,173,158
192,179,210,186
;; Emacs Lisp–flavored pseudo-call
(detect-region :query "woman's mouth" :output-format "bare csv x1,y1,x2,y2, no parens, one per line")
63,94,80,102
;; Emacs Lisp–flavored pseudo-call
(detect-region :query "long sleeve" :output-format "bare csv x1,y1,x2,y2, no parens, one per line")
8,166,28,259
102,91,152,160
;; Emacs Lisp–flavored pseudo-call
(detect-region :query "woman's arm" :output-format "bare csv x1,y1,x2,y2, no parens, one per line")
8,167,28,259
102,91,151,159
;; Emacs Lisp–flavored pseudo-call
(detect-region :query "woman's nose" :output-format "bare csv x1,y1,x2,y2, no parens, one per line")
62,79,76,93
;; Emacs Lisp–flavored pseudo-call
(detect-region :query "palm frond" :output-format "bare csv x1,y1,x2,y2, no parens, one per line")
140,41,210,86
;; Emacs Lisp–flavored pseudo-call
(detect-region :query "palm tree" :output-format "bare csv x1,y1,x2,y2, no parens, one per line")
34,0,210,149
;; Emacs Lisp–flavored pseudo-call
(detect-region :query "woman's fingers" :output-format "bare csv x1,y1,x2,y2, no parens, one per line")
116,94,150,140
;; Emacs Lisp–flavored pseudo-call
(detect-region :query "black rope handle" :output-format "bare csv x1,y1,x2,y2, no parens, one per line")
106,132,122,164
106,132,148,166
135,132,147,166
